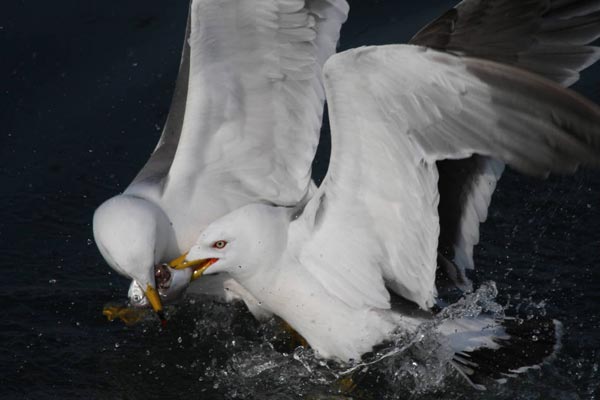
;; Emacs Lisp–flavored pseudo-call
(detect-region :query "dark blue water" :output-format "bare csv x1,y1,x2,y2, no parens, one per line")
2,1,599,399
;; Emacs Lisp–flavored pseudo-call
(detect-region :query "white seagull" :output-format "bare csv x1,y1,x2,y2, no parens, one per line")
93,0,350,322
167,0,600,384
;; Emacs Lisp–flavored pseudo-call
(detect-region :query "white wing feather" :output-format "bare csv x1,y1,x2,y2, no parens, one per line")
161,0,348,206
411,0,600,276
293,45,600,309
122,0,348,251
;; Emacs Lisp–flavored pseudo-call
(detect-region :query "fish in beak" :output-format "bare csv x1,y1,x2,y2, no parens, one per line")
140,262,194,326
104,254,218,327
142,254,216,325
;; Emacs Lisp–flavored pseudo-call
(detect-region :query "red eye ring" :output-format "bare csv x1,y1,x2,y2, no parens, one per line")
212,240,227,249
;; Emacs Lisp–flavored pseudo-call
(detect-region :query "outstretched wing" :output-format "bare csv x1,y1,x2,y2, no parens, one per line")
293,45,600,310
410,0,600,278
128,0,349,208
130,5,192,187
410,0,600,86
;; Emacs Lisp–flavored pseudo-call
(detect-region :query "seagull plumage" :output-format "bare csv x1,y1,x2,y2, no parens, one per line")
93,0,349,316
170,0,600,382
94,0,600,385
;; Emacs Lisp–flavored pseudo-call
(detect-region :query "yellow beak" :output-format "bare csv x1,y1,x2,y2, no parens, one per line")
145,284,167,327
140,253,218,327
168,253,218,281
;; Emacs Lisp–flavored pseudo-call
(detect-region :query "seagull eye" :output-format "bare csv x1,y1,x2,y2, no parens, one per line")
212,240,227,249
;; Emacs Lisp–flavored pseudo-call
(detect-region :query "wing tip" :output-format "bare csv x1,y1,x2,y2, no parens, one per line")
451,317,562,389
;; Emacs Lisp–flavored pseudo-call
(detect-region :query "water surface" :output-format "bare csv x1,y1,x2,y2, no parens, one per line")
2,1,599,398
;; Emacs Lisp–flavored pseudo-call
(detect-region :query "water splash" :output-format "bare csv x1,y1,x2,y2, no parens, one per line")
181,281,507,398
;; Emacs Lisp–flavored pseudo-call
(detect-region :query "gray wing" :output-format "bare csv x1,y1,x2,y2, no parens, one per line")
410,0,600,283
410,0,600,86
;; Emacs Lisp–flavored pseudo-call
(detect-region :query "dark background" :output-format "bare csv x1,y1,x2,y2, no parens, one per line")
1,1,599,399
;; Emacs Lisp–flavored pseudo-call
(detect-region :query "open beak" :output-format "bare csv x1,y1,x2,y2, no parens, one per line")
137,253,216,327
145,284,167,327
168,252,218,281
109,254,217,328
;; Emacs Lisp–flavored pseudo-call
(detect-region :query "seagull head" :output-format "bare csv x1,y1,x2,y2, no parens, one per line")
169,204,289,281
93,195,173,324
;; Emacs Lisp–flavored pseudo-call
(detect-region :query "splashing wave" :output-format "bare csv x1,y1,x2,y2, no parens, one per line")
170,281,508,398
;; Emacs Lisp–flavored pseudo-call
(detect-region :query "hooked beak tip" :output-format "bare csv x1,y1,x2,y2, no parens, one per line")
157,310,167,328
145,284,167,327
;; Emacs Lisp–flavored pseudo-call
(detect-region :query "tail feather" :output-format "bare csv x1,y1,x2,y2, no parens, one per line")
441,316,562,390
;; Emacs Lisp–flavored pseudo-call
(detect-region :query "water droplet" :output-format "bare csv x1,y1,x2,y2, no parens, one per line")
177,336,182,344
48,279,57,284
114,342,120,348
531,335,538,342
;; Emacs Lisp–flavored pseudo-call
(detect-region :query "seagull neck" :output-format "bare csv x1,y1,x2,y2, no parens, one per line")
234,259,281,293
237,248,287,291
228,204,292,289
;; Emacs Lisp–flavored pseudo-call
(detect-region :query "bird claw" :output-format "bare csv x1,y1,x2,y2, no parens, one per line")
102,303,150,325
278,319,309,349
336,376,358,394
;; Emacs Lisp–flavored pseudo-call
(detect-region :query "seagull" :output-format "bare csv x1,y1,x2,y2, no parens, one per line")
93,0,350,322
168,0,600,383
